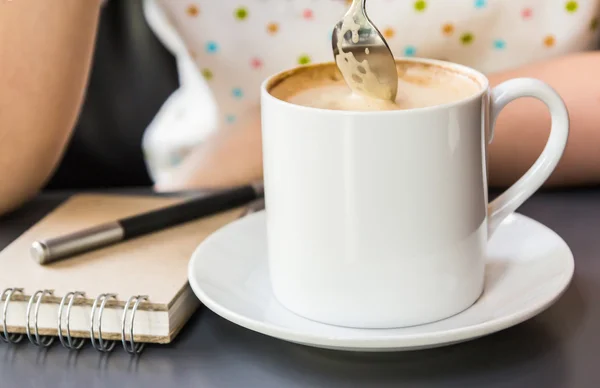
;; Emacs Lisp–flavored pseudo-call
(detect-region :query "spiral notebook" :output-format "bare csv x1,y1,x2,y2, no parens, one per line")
0,193,244,351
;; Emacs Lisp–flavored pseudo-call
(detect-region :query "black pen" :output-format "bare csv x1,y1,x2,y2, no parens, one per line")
31,183,264,265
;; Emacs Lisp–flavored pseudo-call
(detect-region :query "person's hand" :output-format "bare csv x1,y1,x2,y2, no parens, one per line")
154,108,263,191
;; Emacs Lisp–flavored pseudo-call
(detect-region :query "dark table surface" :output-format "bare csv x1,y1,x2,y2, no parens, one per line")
0,190,599,388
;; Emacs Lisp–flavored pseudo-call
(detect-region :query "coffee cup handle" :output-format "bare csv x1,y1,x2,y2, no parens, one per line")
487,78,569,237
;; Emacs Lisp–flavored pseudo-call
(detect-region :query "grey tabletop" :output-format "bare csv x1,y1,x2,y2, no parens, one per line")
0,190,598,388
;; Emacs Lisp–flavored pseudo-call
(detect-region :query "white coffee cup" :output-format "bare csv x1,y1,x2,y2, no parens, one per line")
260,58,569,329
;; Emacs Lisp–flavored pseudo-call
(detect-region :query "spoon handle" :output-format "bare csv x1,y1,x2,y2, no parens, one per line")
350,0,366,12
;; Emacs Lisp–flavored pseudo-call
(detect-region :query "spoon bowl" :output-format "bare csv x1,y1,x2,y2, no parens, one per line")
332,0,397,101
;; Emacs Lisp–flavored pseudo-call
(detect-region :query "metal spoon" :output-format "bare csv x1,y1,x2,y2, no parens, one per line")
332,0,397,101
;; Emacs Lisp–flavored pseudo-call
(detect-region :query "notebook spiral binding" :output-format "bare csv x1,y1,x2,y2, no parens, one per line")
1,287,150,355
90,293,118,352
26,289,55,347
58,291,86,350
121,295,149,355
1,288,24,344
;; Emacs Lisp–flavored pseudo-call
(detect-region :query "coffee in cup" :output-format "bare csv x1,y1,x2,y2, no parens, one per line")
269,61,481,111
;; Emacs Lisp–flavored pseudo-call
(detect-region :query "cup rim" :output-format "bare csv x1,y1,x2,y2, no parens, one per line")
261,57,489,115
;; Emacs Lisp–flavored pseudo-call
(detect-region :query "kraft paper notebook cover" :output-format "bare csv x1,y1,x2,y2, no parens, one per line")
0,193,243,348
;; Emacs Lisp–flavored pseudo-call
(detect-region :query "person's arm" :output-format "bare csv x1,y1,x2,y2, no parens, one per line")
157,51,600,191
0,0,102,214
154,107,263,192
488,51,600,188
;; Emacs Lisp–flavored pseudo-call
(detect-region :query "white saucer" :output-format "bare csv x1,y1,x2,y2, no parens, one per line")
188,211,574,351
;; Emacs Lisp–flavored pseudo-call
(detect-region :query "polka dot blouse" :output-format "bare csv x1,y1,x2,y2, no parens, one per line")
141,0,600,183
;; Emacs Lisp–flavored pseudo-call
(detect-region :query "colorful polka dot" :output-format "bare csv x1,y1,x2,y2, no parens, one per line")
234,7,249,20
591,17,599,30
565,1,578,13
544,35,556,47
226,115,236,124
383,27,395,39
404,46,417,57
298,54,311,65
205,41,219,53
250,58,263,69
414,1,427,12
442,23,455,36
232,88,244,99
474,0,487,9
201,69,213,80
303,9,313,20
522,8,533,19
460,32,475,45
267,22,279,35
186,4,199,17
493,39,506,50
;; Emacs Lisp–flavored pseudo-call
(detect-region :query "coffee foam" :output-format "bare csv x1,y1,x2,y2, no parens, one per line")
268,61,483,111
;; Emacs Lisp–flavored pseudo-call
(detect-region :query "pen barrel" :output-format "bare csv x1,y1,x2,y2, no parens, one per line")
31,183,263,264
120,186,258,239
31,222,124,265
